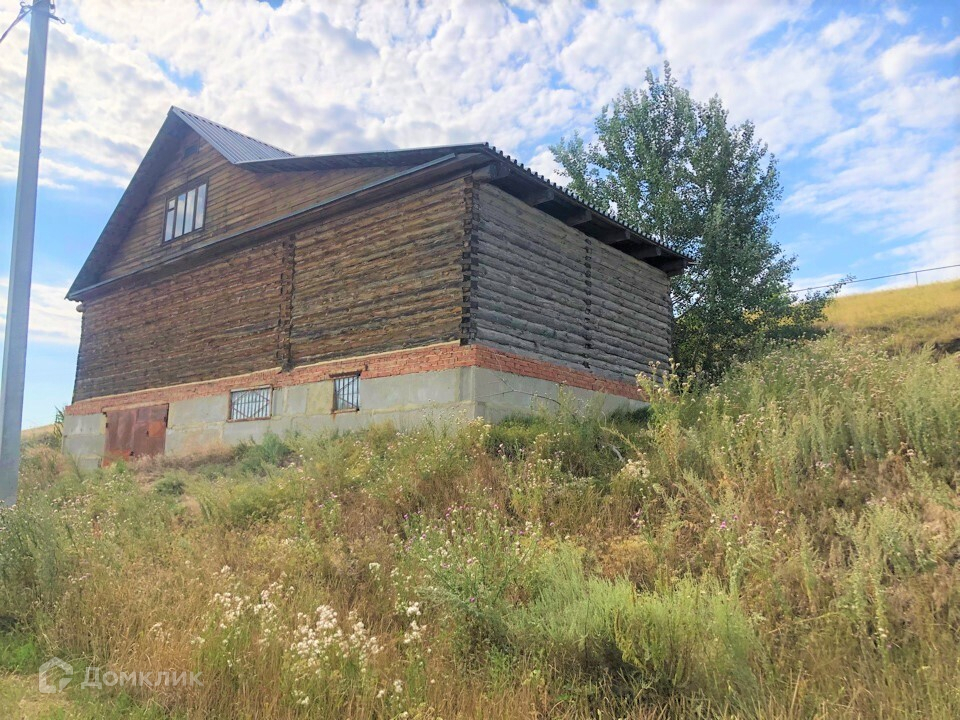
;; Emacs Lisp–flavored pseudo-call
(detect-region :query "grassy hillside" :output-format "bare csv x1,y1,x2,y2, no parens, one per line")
1,335,959,719
822,278,960,351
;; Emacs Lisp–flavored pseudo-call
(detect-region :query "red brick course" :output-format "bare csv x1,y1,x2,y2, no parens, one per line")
65,342,645,416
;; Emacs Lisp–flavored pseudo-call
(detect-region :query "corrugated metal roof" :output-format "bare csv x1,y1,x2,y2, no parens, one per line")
68,107,690,299
238,145,489,172
166,109,684,264
171,107,293,163
239,142,689,265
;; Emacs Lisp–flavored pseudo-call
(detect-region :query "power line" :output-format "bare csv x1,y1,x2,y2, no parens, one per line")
792,263,960,294
0,1,62,48
0,3,31,47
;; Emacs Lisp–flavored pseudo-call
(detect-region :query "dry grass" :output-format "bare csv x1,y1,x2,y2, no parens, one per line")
822,278,960,351
1,336,958,719
21,425,55,442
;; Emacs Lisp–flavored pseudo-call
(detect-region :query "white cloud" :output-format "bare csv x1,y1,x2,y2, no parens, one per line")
0,0,955,283
821,15,863,47
879,35,960,81
791,272,846,294
884,6,911,27
785,147,960,280
0,281,80,346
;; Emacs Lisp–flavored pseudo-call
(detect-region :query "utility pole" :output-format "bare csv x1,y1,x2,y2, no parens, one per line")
0,1,52,506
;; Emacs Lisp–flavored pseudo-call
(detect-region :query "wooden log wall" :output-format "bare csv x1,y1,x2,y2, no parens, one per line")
73,175,472,401
73,152,674,403
471,183,673,382
74,242,284,401
101,130,403,281
290,176,468,364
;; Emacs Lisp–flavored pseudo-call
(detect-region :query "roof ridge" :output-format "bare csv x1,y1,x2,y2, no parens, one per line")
170,106,294,162
236,141,490,166
235,137,683,259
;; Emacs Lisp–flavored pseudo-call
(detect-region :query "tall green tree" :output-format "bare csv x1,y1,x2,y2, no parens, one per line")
552,63,834,382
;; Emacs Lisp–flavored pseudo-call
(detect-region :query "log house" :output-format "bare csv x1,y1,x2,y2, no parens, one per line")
62,107,688,466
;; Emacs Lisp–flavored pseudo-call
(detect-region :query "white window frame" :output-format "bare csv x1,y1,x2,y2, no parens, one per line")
164,180,208,242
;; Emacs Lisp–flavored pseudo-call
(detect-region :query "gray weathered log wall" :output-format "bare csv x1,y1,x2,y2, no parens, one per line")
470,183,673,382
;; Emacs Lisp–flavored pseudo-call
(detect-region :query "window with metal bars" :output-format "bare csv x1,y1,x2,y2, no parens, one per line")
163,180,207,242
333,374,360,412
229,387,272,421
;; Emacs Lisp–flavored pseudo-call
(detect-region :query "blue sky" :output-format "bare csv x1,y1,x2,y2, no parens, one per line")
0,0,958,428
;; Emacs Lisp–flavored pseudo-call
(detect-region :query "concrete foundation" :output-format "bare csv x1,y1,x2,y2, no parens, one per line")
62,412,107,471
63,366,646,468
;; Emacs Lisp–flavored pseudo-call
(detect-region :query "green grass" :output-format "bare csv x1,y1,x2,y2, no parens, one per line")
0,335,958,718
822,278,960,351
0,672,176,720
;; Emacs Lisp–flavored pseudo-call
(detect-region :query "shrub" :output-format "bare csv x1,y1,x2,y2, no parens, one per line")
235,433,293,475
512,546,761,711
614,577,761,709
154,475,186,496
405,505,539,657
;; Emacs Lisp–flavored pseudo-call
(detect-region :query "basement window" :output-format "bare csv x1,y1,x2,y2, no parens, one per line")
163,180,207,241
333,374,360,412
229,387,272,421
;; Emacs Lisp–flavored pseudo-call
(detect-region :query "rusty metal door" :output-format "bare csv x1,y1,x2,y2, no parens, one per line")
103,404,168,465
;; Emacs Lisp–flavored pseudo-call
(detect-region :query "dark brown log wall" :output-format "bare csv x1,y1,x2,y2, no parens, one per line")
74,242,284,401
471,183,672,382
73,175,471,401
290,176,469,364
102,130,404,281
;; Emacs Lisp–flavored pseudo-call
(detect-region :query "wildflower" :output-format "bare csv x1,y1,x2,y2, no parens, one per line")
403,619,424,644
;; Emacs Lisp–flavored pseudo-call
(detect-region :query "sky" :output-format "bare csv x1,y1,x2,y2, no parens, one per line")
0,0,958,428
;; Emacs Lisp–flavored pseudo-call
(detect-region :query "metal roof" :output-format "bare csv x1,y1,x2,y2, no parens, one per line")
171,107,293,163
237,145,490,172
238,142,689,265
68,107,689,299
172,109,687,264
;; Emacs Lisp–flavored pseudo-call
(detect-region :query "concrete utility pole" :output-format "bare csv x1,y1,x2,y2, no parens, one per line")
0,1,52,507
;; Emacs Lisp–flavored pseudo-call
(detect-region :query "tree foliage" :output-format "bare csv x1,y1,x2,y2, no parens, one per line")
552,63,835,382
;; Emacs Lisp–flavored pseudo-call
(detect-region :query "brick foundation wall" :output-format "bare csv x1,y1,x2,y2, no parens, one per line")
65,342,645,416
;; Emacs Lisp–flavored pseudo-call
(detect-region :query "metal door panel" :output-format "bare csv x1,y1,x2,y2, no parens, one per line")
103,404,168,465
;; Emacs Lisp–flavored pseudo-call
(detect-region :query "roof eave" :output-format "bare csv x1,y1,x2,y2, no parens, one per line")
66,109,189,299
471,146,692,274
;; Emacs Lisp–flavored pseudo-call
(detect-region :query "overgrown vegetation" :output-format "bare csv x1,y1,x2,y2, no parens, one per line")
552,63,838,383
1,335,958,718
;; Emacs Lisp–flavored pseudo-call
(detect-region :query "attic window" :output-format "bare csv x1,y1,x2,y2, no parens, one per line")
163,180,207,242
